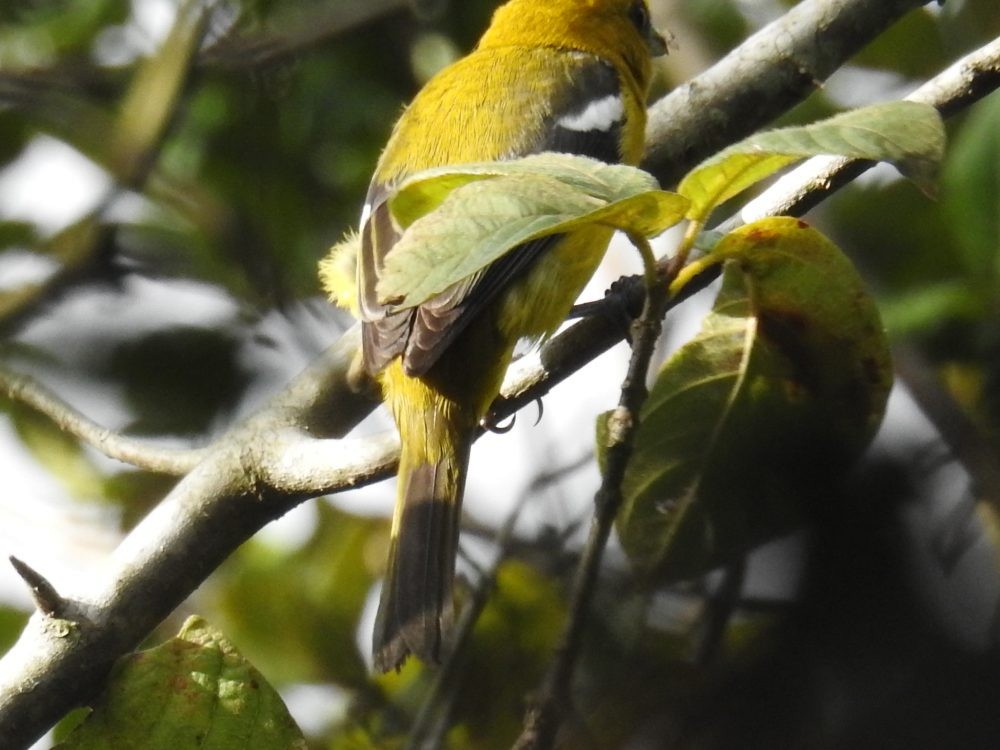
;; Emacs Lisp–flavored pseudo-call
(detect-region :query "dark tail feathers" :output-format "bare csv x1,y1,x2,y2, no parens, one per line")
372,458,465,672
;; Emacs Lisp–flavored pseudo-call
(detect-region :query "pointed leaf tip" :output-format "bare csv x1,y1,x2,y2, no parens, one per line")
679,101,945,221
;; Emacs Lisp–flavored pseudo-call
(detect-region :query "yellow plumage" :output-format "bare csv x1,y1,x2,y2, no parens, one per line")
341,0,666,671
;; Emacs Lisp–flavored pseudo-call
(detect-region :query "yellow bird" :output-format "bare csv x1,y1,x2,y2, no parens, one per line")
353,0,666,671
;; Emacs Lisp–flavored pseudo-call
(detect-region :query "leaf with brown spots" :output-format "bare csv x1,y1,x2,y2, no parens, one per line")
56,616,307,750
616,218,892,582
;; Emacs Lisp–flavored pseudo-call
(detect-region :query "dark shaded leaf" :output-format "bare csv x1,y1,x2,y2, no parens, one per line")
616,218,892,581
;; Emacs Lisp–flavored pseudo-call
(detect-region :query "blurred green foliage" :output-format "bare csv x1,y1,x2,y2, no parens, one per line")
0,0,999,748
209,504,387,690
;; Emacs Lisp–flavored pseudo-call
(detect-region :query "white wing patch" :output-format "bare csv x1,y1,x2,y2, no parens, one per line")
359,201,372,230
556,94,624,133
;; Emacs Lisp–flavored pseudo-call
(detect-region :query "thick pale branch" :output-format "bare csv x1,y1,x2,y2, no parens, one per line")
0,448,254,746
0,334,379,748
643,0,932,185
257,428,398,495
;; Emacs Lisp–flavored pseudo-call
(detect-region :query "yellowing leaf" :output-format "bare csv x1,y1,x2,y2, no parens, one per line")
616,218,892,581
679,101,945,221
377,154,688,310
57,617,307,750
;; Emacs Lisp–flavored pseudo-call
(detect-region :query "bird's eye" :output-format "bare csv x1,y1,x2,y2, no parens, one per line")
628,0,650,33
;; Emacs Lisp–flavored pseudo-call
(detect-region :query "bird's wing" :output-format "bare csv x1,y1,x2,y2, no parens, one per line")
359,52,625,376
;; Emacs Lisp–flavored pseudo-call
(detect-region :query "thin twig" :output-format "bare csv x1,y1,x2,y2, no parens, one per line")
0,368,207,475
513,235,668,750
693,562,747,668
893,344,1000,515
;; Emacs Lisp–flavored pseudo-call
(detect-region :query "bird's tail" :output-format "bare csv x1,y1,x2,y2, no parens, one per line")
372,398,473,672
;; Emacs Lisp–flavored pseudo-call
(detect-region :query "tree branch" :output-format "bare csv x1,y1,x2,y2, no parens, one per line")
2,8,998,750
0,368,208,476
199,0,409,70
0,335,391,748
643,0,932,185
514,234,667,750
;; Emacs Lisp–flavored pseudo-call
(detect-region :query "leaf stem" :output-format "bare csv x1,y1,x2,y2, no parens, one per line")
668,251,724,299
671,219,706,274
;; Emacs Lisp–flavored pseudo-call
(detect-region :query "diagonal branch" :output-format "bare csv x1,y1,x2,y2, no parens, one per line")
643,0,933,185
0,368,208,476
0,334,393,748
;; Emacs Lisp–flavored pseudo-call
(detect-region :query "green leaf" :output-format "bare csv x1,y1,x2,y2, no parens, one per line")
679,101,946,221
879,281,988,336
57,616,307,750
389,152,662,227
616,217,892,581
941,92,1000,281
377,154,688,309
